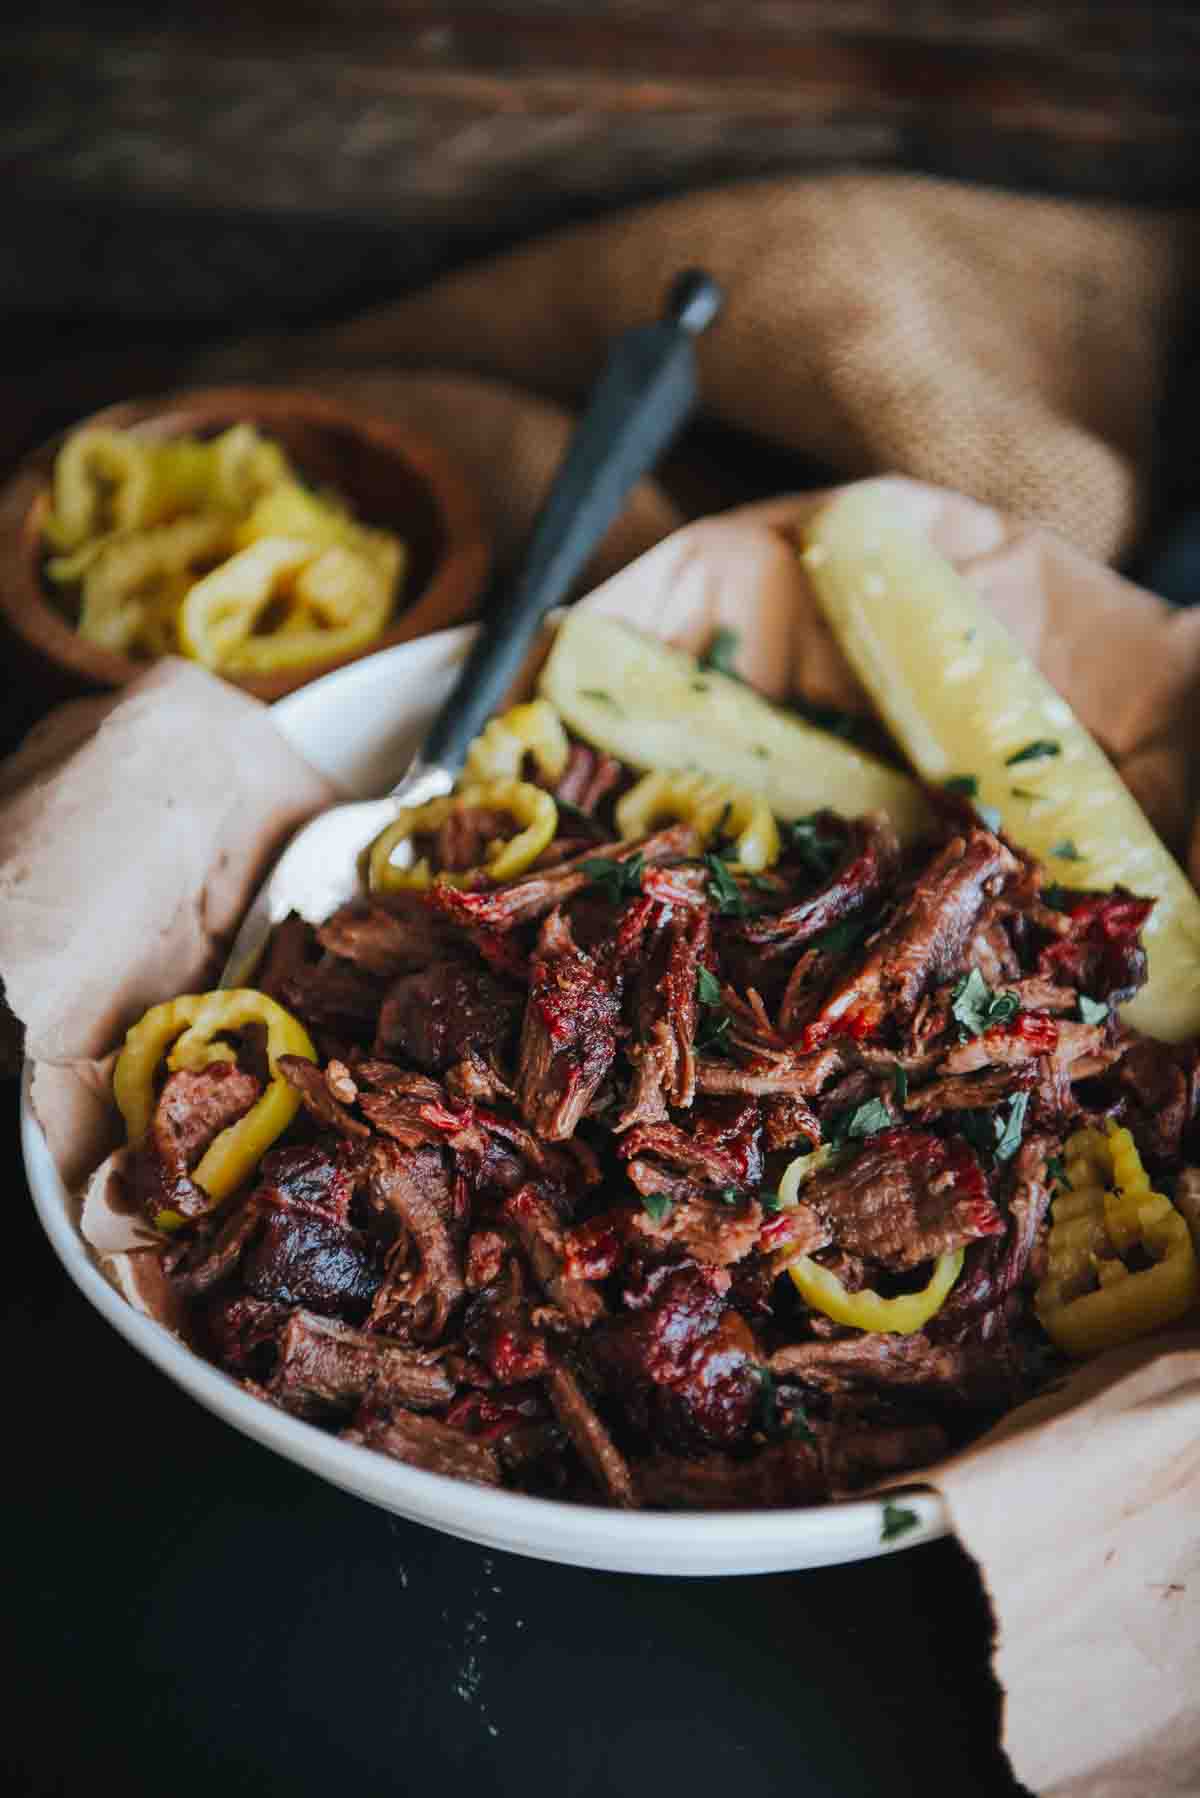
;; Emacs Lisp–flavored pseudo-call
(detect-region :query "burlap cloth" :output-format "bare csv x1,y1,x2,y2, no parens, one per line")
192,171,1197,573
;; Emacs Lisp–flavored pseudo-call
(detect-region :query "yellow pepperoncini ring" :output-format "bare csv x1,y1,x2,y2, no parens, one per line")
614,769,780,873
368,777,559,892
1035,1122,1199,1357
113,990,316,1228
788,1247,964,1335
43,428,157,552
179,532,397,676
464,700,570,785
72,513,234,654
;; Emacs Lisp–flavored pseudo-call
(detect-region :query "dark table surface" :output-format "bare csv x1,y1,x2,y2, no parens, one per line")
4,1086,1030,1798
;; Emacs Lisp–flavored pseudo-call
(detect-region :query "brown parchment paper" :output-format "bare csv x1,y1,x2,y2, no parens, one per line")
3,477,1199,1798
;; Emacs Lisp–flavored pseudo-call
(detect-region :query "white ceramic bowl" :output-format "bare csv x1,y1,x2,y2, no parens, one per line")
22,627,950,1574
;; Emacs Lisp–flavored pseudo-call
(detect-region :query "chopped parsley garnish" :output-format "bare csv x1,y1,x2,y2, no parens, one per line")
696,965,723,1007
759,1187,786,1214
848,1097,893,1138
892,1062,909,1106
642,1192,674,1224
1078,994,1109,1025
827,1096,893,1148
943,774,979,797
960,1092,1029,1162
785,814,843,881
580,688,622,711
699,627,743,679
1005,739,1060,766
755,1364,780,1433
696,964,734,1054
1041,883,1070,911
690,679,710,693
755,1367,814,1442
716,1186,741,1206
1046,1154,1069,1188
811,913,875,956
881,1501,919,1542
950,968,1020,1039
994,1091,1030,1162
785,1403,816,1445
1052,839,1083,861
704,851,752,916
976,803,1003,833
581,851,645,903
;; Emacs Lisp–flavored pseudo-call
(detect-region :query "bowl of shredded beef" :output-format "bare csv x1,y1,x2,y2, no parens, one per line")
24,609,1189,1574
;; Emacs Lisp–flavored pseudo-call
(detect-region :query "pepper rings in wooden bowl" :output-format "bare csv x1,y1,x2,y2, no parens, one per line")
0,386,491,702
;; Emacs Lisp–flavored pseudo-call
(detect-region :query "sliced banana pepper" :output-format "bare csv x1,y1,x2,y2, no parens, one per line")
788,1247,964,1335
179,535,396,675
44,429,156,552
44,424,289,553
113,990,316,1226
369,778,558,892
615,769,780,872
74,513,234,653
1036,1122,1199,1357
465,700,570,784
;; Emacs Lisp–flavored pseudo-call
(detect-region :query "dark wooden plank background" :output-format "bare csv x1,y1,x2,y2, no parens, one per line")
3,2,1198,333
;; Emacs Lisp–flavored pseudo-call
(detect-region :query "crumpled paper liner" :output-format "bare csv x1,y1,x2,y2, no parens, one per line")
3,477,1198,1797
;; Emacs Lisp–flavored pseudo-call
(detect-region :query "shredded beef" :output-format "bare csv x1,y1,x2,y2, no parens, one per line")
741,812,900,954
375,958,522,1071
904,1063,1038,1119
516,909,620,1139
165,757,1163,1512
344,1408,502,1485
135,1063,263,1222
814,830,1018,1039
171,1199,263,1298
316,894,453,976
553,742,623,814
630,1191,764,1267
618,1099,763,1192
269,1309,457,1417
617,907,708,1127
1119,1037,1198,1165
591,1261,759,1451
695,1044,849,1099
279,1055,370,1137
243,1207,380,1323
769,1331,1017,1404
801,1128,1002,1271
1036,890,1153,1002
638,1441,826,1510
432,826,697,933
546,1361,638,1506
364,1140,464,1340
281,957,386,1033
503,1185,606,1330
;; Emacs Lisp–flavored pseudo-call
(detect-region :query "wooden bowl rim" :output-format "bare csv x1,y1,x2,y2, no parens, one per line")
0,383,492,702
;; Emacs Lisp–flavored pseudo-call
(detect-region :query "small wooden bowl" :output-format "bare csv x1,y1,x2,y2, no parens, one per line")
0,385,492,702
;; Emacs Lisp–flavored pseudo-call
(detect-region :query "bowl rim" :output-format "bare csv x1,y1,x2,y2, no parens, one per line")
19,625,951,1574
0,383,492,702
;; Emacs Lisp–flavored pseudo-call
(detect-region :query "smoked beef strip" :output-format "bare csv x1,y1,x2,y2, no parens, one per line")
133,728,1184,1510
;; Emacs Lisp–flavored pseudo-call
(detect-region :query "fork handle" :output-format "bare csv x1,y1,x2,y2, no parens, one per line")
417,269,724,775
